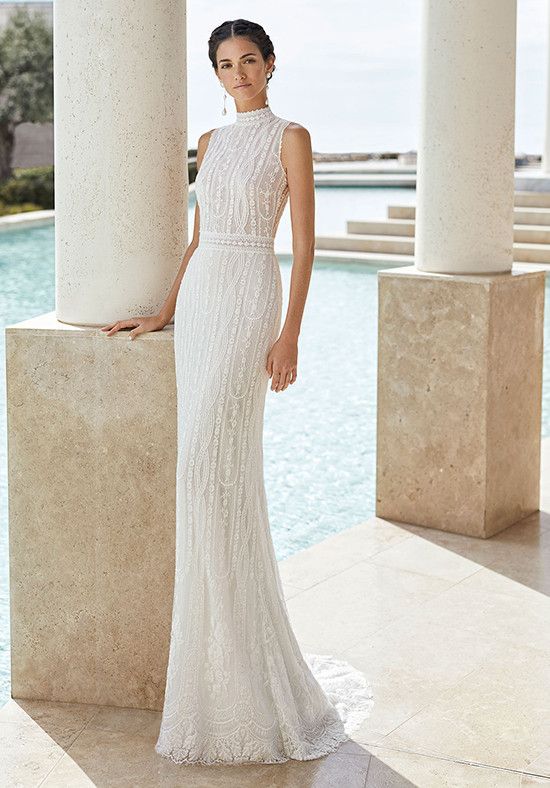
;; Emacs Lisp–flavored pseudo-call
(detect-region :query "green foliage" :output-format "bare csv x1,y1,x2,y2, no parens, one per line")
0,166,53,208
0,200,42,217
0,7,54,126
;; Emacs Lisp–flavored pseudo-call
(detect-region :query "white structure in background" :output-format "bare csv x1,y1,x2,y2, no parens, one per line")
376,0,545,539
415,1,516,274
53,0,188,324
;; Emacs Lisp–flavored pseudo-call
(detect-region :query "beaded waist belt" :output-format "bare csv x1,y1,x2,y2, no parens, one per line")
199,231,275,251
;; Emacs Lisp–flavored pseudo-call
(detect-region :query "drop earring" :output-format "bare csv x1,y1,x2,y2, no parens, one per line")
264,71,271,107
219,81,227,116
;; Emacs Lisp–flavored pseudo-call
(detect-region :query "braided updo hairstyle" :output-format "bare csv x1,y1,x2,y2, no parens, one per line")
208,19,276,81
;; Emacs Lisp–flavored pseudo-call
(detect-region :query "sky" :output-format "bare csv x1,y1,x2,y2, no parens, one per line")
186,0,546,153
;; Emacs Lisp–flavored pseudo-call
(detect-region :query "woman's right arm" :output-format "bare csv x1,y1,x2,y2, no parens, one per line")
100,128,214,339
158,128,214,326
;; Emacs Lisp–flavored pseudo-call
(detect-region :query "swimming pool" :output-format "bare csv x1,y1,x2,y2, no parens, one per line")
1,192,550,707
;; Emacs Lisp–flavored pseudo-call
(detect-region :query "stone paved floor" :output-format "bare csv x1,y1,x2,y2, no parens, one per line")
2,440,550,786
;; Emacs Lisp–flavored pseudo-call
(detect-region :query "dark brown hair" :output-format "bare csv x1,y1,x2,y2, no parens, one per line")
208,19,276,80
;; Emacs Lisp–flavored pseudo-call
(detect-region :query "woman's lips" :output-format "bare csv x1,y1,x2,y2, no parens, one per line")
235,84,251,89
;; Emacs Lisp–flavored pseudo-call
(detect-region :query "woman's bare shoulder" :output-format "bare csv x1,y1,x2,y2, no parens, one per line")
279,121,313,176
197,127,218,147
280,122,312,156
281,121,311,144
196,128,219,169
282,120,309,133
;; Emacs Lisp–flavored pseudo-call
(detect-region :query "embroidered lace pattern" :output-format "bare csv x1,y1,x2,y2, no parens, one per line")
154,105,374,766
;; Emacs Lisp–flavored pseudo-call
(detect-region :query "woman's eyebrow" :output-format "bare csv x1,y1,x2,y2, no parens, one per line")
218,52,256,63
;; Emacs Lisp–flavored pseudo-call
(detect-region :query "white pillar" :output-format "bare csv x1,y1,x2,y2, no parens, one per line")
53,0,187,325
415,0,517,274
543,0,550,173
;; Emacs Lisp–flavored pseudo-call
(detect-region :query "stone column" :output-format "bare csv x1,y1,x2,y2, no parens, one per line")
7,0,188,707
415,0,516,274
54,0,188,325
376,0,546,538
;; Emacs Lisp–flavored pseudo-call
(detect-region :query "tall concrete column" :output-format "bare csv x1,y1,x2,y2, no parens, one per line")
54,0,188,325
376,0,546,539
415,0,516,274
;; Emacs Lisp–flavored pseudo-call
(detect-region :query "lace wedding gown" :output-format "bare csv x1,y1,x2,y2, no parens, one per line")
155,105,374,765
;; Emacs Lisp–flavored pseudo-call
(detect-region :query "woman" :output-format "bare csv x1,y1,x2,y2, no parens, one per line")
101,18,373,765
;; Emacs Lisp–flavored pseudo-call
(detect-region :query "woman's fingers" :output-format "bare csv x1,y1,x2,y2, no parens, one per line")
277,371,287,392
100,319,138,336
100,320,125,335
271,368,296,392
128,324,145,340
101,315,167,340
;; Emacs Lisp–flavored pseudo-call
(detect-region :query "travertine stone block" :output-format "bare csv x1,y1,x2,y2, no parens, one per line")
376,265,545,538
6,313,176,709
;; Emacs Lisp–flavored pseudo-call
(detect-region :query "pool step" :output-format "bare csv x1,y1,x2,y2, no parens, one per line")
314,232,550,264
387,205,550,225
513,191,550,208
348,219,416,237
348,219,550,244
315,191,550,265
388,190,550,216
513,208,550,226
315,233,415,256
313,249,411,267
387,205,416,220
513,242,550,263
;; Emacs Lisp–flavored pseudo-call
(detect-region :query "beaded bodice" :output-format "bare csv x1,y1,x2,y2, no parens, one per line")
194,106,291,251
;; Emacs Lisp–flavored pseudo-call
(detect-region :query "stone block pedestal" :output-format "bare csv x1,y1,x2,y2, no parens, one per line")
6,313,176,709
376,265,546,538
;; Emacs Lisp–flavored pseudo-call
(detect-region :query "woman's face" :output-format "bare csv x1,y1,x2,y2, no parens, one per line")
215,36,274,104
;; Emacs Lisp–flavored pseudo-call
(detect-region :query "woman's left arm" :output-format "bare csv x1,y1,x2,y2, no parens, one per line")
266,124,315,393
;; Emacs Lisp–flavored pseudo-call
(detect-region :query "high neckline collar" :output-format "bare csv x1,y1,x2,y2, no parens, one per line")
235,105,275,125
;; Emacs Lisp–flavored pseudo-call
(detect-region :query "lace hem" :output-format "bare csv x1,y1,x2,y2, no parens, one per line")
154,723,348,766
154,653,374,766
303,652,375,736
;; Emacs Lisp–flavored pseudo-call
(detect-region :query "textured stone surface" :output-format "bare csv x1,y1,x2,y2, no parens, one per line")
376,264,545,538
6,312,176,708
54,0,188,325
2,503,550,782
415,0,516,274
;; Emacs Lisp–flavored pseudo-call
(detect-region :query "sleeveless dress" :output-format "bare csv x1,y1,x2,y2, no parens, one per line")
154,105,374,765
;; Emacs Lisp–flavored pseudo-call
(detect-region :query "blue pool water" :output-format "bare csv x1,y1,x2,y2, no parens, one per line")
1,188,549,707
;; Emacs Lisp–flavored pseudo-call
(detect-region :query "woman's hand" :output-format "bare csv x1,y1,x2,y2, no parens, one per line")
99,314,168,340
266,334,298,392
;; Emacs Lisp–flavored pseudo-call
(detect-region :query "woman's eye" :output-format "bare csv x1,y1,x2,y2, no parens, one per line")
220,58,255,68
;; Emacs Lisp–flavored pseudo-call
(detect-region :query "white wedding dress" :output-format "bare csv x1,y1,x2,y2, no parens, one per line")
155,105,374,765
